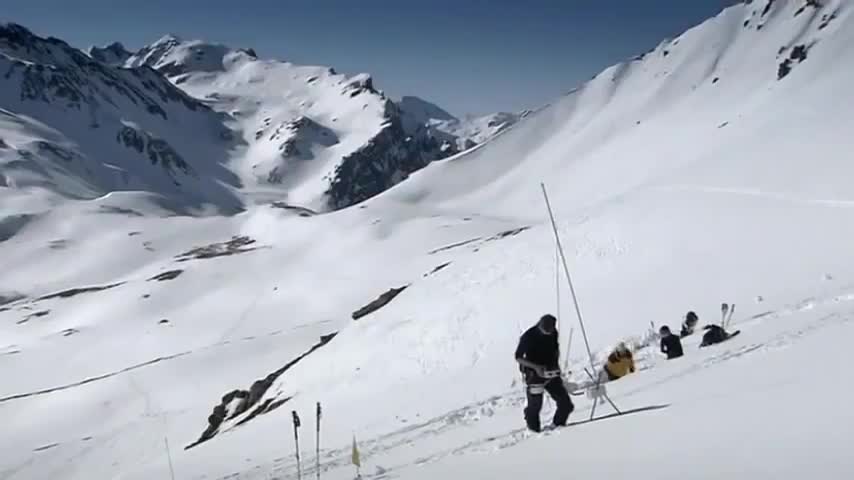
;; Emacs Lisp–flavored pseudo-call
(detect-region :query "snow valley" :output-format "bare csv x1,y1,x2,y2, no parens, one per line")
2,1,854,479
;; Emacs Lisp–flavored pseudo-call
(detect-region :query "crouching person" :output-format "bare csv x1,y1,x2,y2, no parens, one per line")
603,342,635,381
515,314,574,432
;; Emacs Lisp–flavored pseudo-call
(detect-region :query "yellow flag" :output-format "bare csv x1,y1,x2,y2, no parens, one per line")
351,435,361,467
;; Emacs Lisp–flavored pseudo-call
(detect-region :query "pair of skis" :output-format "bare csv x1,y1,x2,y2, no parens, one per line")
721,303,736,329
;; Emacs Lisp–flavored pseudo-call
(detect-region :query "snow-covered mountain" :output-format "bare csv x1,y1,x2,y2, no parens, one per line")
123,34,468,210
2,27,500,215
397,95,523,150
0,23,243,213
3,1,854,479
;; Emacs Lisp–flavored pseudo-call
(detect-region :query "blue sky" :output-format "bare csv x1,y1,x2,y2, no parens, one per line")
3,0,737,116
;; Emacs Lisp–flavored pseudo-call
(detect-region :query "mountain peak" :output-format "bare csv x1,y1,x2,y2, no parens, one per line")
126,35,253,77
153,33,183,46
398,96,457,122
86,41,132,65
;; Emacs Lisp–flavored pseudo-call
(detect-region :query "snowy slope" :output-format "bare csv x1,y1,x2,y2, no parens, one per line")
2,1,854,479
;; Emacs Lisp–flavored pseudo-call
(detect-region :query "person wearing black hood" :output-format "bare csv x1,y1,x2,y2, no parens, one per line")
515,314,574,432
659,325,684,359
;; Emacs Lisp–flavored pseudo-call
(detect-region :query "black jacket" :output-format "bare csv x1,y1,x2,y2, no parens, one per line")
515,326,560,380
660,334,684,359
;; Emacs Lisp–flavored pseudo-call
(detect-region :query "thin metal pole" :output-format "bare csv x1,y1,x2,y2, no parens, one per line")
555,243,561,335
541,183,596,371
563,327,574,372
164,436,176,480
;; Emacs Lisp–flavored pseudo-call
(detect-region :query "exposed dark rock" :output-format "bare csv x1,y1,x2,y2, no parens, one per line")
790,44,808,62
761,0,774,17
33,443,59,452
16,309,50,325
819,12,838,30
186,332,337,449
352,286,408,320
424,262,452,277
148,269,184,282
48,239,69,250
0,351,191,404
342,74,377,97
176,236,258,261
778,44,809,80
327,101,458,209
116,125,192,175
429,237,483,255
37,283,123,301
61,328,79,337
795,0,822,17
270,202,316,217
490,227,530,241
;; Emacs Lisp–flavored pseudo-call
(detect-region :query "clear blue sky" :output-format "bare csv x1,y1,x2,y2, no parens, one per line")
3,0,737,116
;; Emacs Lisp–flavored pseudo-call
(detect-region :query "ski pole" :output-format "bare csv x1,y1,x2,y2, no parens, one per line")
292,410,302,480
316,402,321,480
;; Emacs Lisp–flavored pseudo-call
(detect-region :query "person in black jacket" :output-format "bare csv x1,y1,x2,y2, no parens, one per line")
659,325,684,359
515,314,574,432
680,311,699,337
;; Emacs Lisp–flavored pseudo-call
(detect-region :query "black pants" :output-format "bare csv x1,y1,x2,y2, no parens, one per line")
524,378,574,432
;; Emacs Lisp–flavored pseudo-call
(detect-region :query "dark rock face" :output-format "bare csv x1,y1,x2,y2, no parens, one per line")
37,283,124,301
326,101,458,209
176,236,258,261
186,332,338,449
148,270,183,282
778,44,810,80
116,125,191,174
352,285,409,320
